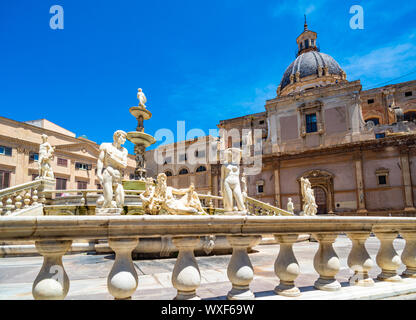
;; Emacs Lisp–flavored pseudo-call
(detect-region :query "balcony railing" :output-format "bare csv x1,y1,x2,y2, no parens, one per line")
0,215,415,300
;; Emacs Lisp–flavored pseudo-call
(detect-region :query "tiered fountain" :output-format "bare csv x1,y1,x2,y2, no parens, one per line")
123,88,156,191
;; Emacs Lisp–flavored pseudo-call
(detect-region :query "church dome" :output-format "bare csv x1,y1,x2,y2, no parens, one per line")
277,18,347,96
279,51,345,92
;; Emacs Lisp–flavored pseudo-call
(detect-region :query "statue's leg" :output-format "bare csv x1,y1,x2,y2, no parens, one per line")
115,183,125,208
102,170,113,208
233,185,245,211
223,182,233,212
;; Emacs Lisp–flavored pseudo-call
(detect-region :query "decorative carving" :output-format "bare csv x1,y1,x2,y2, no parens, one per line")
141,173,207,215
287,198,294,214
137,88,147,109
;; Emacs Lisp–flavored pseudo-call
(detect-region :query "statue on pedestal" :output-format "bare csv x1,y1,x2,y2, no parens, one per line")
38,134,55,180
221,148,246,214
141,173,206,215
96,130,128,214
300,177,317,216
287,197,294,214
137,88,147,109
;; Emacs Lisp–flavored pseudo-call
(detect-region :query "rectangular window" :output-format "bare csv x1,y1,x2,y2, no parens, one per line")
367,99,374,104
195,150,205,158
55,178,67,197
29,152,39,162
257,185,264,193
0,146,12,156
0,170,10,189
32,174,38,181
306,113,318,133
179,154,187,162
77,181,87,190
75,162,92,170
405,91,413,97
259,120,265,125
57,158,68,167
378,175,387,185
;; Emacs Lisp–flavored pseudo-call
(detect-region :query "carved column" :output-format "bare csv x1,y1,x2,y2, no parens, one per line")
347,233,374,286
353,152,367,214
274,234,300,296
32,240,72,300
399,148,415,211
375,232,402,282
273,160,281,208
313,233,341,291
107,238,139,299
226,235,261,300
400,232,416,278
171,237,201,300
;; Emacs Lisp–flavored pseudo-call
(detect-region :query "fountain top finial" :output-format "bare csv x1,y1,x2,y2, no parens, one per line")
137,88,147,109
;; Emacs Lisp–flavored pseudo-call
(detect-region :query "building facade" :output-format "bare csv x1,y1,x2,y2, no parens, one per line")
148,22,416,216
0,117,136,192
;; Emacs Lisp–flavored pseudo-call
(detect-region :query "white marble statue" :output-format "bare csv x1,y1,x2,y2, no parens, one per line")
221,148,246,214
300,177,317,216
38,134,55,180
137,88,147,109
287,197,294,214
96,130,128,210
141,173,206,215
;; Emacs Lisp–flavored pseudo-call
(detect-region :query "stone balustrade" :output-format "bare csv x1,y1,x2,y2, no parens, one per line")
0,215,416,300
0,179,55,216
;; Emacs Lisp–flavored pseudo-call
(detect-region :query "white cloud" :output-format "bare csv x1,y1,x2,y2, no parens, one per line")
342,30,416,88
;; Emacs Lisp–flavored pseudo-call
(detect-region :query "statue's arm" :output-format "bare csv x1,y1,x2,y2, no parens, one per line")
97,147,105,183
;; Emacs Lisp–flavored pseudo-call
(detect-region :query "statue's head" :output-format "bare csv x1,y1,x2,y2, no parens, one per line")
113,130,127,145
189,183,195,192
225,148,242,163
157,172,167,184
41,134,48,142
138,88,142,92
288,197,292,202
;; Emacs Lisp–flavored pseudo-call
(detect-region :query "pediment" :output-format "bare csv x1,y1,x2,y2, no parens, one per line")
55,142,100,158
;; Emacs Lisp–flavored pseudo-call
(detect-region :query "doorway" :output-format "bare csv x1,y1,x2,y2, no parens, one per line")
312,186,327,214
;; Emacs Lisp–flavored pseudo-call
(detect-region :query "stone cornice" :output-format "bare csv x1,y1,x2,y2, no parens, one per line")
0,216,416,241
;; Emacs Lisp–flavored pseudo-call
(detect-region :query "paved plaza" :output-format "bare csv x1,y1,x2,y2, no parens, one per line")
0,235,413,300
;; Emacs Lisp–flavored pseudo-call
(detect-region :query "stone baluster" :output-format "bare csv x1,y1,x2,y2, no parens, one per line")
399,232,416,278
375,232,402,282
107,238,139,299
5,196,13,215
24,191,31,208
32,240,72,300
171,237,201,300
32,188,39,206
347,233,374,286
0,197,2,215
274,234,300,296
313,233,341,291
226,235,261,300
14,193,22,211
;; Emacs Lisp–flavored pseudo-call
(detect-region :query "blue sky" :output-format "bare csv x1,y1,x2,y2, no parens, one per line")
1,0,416,153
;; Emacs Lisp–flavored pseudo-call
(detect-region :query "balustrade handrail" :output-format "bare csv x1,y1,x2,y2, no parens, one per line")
0,215,415,241
0,179,45,198
246,196,294,216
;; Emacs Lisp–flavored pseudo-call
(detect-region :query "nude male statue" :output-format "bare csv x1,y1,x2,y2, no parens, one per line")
96,130,128,208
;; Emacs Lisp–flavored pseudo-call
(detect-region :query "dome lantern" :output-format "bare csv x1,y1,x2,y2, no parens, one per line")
296,15,318,57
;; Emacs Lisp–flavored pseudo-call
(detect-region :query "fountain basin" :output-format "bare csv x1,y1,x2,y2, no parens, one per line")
127,131,156,147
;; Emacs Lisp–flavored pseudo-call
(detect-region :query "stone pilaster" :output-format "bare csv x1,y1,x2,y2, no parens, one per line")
353,152,367,214
399,147,415,211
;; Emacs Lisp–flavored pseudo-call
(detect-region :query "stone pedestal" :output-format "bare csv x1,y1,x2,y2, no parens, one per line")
274,234,300,296
107,238,139,299
96,208,123,216
226,235,261,300
171,237,201,300
313,233,341,291
375,232,402,282
347,233,374,286
32,240,72,300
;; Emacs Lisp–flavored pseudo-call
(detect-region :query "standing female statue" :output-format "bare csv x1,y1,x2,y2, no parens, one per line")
300,177,317,216
221,148,246,214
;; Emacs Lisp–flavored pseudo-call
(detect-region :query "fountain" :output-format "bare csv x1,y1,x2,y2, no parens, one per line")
123,88,156,191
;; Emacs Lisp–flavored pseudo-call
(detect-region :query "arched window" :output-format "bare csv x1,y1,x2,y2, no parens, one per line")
178,168,189,175
365,117,380,125
404,111,416,122
165,171,173,177
196,166,207,173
